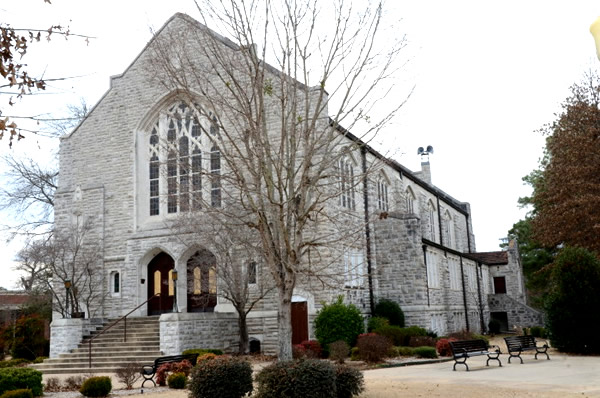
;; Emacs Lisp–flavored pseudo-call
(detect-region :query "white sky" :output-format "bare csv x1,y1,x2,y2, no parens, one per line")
1,0,599,289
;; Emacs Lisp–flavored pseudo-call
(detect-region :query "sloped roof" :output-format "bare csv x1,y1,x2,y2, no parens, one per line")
467,251,509,266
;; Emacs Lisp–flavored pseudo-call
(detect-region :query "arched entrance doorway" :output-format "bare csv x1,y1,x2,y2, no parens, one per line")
187,249,217,312
147,252,175,315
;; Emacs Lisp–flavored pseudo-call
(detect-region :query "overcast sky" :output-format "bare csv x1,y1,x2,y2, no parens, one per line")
1,1,599,289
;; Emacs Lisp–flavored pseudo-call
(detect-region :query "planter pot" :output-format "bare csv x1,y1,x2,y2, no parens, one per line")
71,312,85,319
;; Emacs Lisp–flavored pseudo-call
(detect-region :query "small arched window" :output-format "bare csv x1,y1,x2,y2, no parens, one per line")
338,157,355,210
443,209,454,248
427,200,437,241
405,187,416,214
111,271,120,295
377,177,389,212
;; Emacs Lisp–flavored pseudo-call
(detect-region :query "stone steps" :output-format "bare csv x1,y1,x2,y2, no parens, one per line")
33,316,162,374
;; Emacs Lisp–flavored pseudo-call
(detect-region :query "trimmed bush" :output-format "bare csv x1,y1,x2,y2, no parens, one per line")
335,365,364,398
373,325,427,346
79,376,112,398
189,356,252,398
435,338,457,357
315,297,364,354
0,389,33,398
366,317,389,333
329,340,350,363
357,334,392,363
0,368,42,397
255,359,336,398
167,372,187,389
182,348,223,356
447,330,489,345
408,336,437,348
413,346,438,359
373,299,404,327
545,246,600,353
396,346,415,357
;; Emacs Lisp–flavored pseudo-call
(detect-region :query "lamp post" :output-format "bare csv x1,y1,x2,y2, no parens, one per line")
64,279,72,318
172,270,178,313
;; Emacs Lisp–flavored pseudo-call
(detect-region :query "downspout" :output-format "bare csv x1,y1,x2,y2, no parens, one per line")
436,196,443,245
459,257,470,331
361,146,375,314
476,262,485,333
423,245,430,307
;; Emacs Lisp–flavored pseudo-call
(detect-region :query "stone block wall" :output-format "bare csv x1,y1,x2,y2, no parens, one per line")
49,318,104,358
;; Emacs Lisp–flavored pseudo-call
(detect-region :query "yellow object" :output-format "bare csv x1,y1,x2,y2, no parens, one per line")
590,16,600,60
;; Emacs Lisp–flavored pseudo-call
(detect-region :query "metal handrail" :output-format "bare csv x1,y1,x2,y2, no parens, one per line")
88,294,159,368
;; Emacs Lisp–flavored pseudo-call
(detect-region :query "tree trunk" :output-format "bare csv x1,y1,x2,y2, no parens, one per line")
277,288,293,360
238,311,249,355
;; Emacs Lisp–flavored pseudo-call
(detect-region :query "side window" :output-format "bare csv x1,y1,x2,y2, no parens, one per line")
248,262,257,285
405,187,416,214
377,178,389,211
493,276,507,294
111,271,120,296
338,158,356,210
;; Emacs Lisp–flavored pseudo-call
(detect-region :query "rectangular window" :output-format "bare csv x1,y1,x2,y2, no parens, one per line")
210,148,221,207
339,159,355,210
448,258,461,291
344,249,364,288
426,250,439,288
493,276,507,294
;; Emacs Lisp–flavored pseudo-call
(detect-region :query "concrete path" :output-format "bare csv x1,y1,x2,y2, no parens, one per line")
364,354,600,396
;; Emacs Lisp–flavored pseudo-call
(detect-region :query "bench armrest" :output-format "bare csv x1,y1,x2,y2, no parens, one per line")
141,365,155,375
488,344,501,353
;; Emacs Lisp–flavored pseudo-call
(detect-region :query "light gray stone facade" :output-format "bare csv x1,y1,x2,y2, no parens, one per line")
50,13,540,357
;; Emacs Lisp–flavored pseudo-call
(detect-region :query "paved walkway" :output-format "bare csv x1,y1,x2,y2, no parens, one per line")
364,354,600,396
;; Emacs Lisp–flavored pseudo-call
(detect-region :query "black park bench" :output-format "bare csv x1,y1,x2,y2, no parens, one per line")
449,339,502,371
504,335,550,364
141,353,199,387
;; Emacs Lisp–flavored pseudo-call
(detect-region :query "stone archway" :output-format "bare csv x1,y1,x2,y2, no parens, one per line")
186,249,217,312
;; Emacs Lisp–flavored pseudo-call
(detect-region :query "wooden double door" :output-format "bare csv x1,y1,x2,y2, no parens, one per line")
148,252,174,315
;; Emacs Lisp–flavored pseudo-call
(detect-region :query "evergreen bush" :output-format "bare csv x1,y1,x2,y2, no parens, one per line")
188,356,252,398
545,246,600,353
167,372,187,389
314,297,364,353
0,368,42,397
334,365,364,398
366,317,389,332
0,360,29,369
79,376,112,398
0,389,33,398
255,359,336,398
413,346,438,359
373,299,404,327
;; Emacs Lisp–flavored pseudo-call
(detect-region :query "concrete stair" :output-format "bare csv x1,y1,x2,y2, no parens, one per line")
32,316,162,374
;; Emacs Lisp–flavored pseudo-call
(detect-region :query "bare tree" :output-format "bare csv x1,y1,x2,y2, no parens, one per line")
149,0,407,360
18,217,104,318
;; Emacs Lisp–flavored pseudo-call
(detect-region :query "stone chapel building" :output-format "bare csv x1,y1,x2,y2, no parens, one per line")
49,13,542,357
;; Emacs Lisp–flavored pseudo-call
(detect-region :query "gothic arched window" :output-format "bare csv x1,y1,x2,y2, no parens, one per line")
148,101,221,216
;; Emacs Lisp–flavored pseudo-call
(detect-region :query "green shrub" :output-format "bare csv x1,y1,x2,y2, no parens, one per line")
0,368,42,397
488,319,501,334
315,297,364,354
255,359,336,398
167,372,187,389
350,347,360,361
366,317,389,333
0,360,29,369
545,246,600,353
31,358,45,365
182,348,224,356
529,326,548,338
335,365,364,398
357,334,392,363
189,356,252,398
396,346,415,356
373,299,405,327
328,340,349,363
0,389,33,398
79,377,112,398
413,346,438,359
373,325,427,346
155,360,193,386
